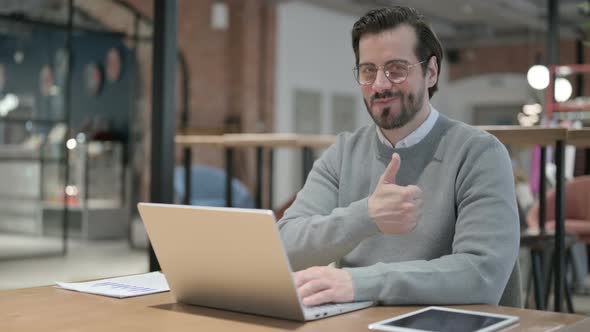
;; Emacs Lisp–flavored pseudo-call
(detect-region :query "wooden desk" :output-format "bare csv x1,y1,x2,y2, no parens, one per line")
1,287,588,331
477,126,567,146
175,134,226,147
566,129,590,148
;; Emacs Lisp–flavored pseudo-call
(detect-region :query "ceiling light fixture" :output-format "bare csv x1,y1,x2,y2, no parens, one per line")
554,77,573,102
526,65,550,90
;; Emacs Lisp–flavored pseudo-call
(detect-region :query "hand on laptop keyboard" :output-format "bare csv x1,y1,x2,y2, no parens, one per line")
294,266,354,306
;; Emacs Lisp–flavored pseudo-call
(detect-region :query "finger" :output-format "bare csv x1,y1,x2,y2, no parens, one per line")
294,266,325,287
406,185,422,200
294,271,311,287
382,153,401,184
302,289,335,307
298,279,330,299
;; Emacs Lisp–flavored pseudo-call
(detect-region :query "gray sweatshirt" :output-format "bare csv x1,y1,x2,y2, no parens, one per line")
278,114,520,306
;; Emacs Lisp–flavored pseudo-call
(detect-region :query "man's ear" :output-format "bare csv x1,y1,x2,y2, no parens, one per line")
426,56,438,89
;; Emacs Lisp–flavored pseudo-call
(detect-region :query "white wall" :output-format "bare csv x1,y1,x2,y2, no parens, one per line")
274,1,370,207
435,72,529,124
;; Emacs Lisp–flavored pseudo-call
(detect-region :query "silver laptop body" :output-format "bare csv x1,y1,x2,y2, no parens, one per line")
138,203,373,321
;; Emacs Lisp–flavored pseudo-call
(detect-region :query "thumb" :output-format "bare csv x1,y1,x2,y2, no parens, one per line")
382,153,401,184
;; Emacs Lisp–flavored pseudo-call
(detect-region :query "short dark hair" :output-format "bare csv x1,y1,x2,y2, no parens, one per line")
352,6,443,98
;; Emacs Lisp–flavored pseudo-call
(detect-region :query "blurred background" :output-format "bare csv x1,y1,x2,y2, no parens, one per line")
0,0,590,315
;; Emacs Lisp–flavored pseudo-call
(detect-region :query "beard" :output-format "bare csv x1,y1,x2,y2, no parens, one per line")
364,86,425,130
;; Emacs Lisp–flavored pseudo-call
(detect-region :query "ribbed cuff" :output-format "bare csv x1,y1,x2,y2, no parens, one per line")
343,265,383,302
342,198,380,240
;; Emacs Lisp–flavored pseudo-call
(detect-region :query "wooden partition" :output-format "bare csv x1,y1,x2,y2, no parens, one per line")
175,134,336,209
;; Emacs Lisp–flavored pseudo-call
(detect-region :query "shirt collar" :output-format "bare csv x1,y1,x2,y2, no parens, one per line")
376,104,439,149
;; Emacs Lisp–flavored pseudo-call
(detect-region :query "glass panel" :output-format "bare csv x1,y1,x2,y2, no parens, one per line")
294,89,322,134
332,93,356,134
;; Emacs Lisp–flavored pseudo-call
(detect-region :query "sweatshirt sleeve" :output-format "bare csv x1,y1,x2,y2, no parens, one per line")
345,134,520,305
277,135,380,271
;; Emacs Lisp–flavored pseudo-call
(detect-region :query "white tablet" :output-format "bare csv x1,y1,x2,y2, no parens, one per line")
368,306,519,332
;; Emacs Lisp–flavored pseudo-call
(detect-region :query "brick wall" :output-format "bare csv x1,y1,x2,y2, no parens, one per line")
448,40,590,96
83,0,276,203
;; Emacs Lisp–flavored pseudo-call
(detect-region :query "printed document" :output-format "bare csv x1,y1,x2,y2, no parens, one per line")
56,271,170,298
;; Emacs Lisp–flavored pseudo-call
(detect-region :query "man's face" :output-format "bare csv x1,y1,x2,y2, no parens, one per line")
358,25,433,130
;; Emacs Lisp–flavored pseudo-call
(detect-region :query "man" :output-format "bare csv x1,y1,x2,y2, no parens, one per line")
278,6,521,307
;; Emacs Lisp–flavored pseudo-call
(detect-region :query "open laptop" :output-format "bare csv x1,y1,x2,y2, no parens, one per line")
137,203,374,321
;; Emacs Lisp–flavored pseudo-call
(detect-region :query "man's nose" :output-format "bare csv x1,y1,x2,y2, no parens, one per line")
372,69,392,93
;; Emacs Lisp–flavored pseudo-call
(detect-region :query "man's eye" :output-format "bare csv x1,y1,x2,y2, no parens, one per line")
386,64,406,72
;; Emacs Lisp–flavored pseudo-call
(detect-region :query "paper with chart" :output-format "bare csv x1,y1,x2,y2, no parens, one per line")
55,271,170,298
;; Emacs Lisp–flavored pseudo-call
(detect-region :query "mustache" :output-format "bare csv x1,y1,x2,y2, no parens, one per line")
371,91,402,102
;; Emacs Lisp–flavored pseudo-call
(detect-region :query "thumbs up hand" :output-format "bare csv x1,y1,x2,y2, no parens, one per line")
368,153,423,234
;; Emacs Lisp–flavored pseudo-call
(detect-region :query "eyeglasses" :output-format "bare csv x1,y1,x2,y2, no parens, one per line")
353,60,426,85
